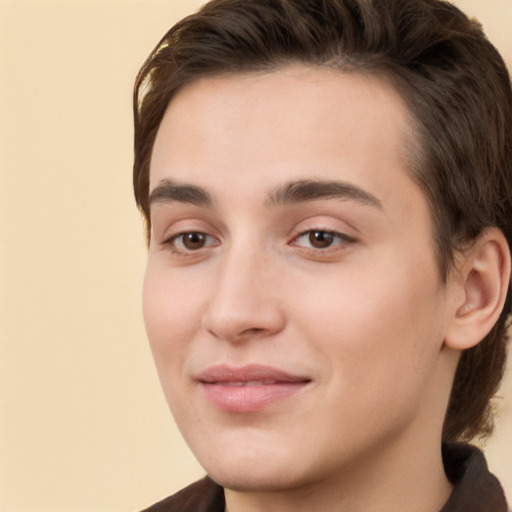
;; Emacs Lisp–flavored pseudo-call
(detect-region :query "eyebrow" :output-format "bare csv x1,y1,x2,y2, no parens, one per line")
148,179,213,207
148,178,382,210
265,179,383,209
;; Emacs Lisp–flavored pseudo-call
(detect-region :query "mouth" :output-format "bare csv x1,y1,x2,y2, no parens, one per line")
196,364,312,413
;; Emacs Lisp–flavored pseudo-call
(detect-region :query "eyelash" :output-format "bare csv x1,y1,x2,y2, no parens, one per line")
291,229,357,251
162,231,219,255
161,228,356,257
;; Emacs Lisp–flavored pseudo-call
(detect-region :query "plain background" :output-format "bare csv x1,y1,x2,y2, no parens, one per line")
0,1,511,511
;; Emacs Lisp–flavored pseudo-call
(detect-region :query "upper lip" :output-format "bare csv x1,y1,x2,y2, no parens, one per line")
196,364,311,384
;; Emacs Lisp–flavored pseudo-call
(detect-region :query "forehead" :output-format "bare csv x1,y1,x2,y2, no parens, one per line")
149,65,420,206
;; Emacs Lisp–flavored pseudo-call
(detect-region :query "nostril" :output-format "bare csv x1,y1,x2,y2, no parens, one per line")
225,327,269,343
200,269,286,342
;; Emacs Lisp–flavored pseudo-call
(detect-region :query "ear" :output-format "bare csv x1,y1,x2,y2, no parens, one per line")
444,228,511,350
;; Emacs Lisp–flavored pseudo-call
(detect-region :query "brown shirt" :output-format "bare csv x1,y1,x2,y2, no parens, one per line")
142,443,508,512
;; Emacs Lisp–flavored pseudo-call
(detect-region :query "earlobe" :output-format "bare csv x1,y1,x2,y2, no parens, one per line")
444,228,511,351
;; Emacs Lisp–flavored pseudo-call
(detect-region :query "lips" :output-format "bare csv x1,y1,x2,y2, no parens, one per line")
197,364,311,412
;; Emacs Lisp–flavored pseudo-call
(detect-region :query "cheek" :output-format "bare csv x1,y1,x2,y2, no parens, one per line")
142,266,200,369
142,266,208,423
295,260,445,391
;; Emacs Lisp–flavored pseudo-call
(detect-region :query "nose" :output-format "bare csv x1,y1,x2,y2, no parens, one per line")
201,246,286,343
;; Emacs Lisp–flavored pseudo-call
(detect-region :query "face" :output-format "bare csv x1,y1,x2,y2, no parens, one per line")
144,66,457,492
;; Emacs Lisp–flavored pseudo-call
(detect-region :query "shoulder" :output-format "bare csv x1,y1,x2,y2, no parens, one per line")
140,476,224,512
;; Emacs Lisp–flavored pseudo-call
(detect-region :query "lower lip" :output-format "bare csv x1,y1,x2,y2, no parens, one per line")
201,382,308,412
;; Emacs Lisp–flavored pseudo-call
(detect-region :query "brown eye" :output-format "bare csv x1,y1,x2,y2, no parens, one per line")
293,229,355,252
167,231,218,253
308,230,335,248
181,232,208,250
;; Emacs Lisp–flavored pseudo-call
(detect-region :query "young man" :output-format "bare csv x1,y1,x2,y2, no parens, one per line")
133,1,512,510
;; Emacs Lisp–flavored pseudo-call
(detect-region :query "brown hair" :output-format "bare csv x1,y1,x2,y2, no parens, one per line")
133,0,512,442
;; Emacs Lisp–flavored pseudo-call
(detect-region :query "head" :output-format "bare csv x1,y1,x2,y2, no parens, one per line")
134,0,512,447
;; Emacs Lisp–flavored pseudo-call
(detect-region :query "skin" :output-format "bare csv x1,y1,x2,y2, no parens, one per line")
143,66,464,512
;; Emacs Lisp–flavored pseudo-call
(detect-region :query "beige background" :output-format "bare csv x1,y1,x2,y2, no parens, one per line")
0,1,511,511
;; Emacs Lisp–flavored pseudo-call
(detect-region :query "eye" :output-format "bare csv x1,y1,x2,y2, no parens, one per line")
293,229,355,250
166,231,218,252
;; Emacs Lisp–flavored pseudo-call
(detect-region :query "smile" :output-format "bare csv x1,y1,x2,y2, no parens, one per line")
197,364,311,412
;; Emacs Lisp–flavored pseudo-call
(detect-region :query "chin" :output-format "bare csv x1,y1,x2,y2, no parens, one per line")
198,446,326,494
186,428,314,491
207,465,307,493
